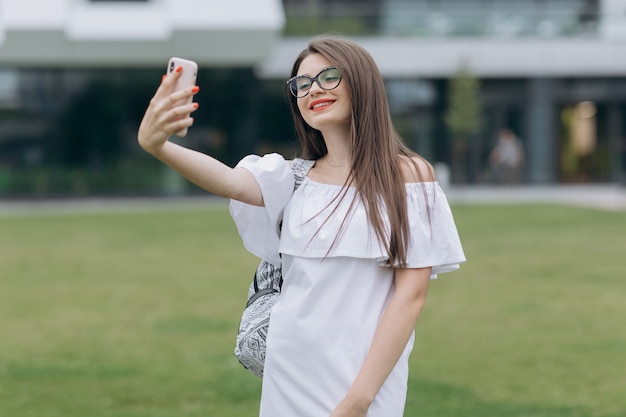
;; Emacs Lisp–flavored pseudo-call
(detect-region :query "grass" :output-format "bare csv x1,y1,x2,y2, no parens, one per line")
0,202,624,417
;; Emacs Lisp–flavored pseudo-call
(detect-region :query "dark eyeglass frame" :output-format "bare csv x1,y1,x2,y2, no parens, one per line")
286,66,342,98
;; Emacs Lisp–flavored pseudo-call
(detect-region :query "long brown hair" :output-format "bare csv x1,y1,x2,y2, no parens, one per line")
287,36,430,267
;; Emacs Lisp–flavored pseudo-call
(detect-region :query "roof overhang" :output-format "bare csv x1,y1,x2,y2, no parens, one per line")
257,36,626,79
0,0,285,67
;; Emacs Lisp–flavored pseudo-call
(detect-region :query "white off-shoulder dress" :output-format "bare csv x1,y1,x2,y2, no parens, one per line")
230,154,466,417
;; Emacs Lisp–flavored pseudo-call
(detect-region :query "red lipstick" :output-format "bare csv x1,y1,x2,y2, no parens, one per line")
309,99,335,111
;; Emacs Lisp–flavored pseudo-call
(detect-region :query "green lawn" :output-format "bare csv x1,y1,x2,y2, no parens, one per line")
1,202,624,417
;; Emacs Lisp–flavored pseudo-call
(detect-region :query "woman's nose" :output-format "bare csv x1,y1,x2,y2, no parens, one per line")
308,80,324,95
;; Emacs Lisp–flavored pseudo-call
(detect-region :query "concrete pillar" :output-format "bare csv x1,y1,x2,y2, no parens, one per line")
607,103,623,183
525,78,557,183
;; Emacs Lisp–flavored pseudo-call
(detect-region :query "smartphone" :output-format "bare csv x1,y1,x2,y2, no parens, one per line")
166,57,198,136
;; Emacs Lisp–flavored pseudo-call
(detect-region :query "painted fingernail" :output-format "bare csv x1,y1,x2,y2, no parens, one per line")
193,102,199,109
191,86,200,93
176,66,183,73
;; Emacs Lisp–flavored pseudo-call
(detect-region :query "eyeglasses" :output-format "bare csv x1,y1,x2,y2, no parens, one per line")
286,66,342,98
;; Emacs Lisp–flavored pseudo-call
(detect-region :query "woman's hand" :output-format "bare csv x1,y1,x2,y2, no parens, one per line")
137,67,200,155
134,67,263,204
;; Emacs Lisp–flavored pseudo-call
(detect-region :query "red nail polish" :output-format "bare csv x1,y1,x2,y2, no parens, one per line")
176,66,183,73
191,86,200,93
193,102,199,109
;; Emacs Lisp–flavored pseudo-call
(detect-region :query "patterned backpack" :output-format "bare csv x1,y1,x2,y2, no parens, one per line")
234,158,314,377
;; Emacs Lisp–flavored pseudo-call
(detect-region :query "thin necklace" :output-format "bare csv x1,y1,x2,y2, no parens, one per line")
324,156,348,168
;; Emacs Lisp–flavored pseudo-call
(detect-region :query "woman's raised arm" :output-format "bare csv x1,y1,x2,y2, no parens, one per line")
137,68,263,206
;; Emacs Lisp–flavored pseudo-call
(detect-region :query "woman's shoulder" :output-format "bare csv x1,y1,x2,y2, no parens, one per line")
400,155,435,183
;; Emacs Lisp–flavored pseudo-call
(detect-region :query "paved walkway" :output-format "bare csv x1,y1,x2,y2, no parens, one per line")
444,184,626,211
0,184,625,216
0,195,229,216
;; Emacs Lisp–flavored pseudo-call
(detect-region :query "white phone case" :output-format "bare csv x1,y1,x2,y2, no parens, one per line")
167,57,198,136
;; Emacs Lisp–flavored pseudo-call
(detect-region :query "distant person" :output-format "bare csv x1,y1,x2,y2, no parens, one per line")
137,35,465,417
489,128,526,184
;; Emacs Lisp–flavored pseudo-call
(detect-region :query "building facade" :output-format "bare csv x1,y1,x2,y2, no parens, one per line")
1,0,625,196
0,0,285,195
274,0,626,184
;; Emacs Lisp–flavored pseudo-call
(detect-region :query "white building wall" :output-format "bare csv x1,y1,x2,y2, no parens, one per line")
0,0,285,66
258,36,626,79
600,0,626,39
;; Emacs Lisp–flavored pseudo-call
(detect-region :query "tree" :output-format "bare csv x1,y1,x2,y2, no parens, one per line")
445,64,481,184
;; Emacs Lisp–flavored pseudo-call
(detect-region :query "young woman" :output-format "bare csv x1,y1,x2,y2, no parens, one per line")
138,36,465,417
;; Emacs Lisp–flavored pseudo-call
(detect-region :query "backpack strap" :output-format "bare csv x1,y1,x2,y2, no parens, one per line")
291,158,315,191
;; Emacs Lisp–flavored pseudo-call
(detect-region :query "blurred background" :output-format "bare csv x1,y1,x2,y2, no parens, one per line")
0,0,625,197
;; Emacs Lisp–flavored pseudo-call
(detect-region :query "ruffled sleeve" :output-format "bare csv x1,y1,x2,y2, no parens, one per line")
229,153,294,266
279,179,465,279
397,182,466,278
